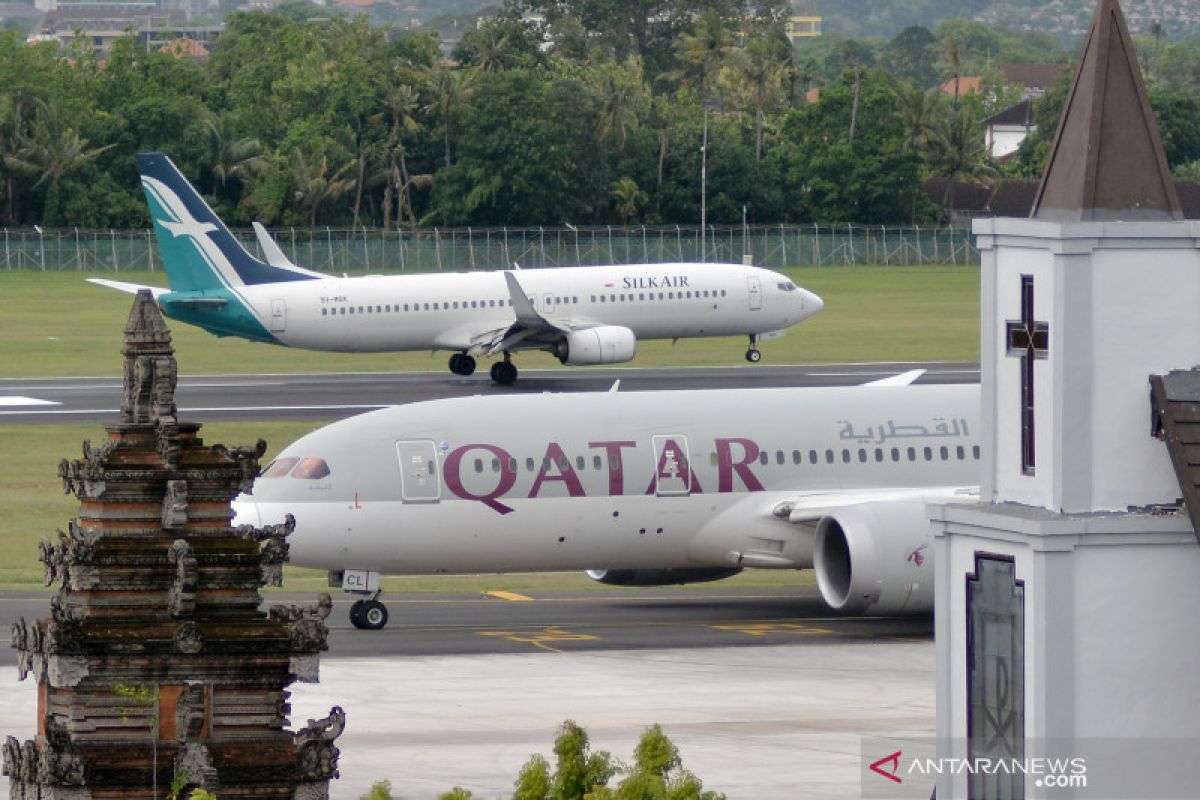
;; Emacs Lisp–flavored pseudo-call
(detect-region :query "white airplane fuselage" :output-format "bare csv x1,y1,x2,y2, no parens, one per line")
183,262,815,353
236,385,980,582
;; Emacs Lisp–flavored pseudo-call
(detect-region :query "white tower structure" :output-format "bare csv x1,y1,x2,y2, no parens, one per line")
929,2,1200,797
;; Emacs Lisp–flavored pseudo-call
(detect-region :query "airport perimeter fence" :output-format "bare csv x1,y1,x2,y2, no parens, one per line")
0,223,980,274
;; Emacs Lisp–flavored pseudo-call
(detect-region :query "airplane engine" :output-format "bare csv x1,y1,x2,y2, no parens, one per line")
555,326,637,365
585,567,742,587
812,500,934,615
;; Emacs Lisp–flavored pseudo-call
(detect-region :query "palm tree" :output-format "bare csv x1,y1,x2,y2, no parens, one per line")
6,99,112,226
380,83,423,230
930,107,998,220
289,150,356,226
590,60,648,153
893,81,941,160
721,37,790,161
611,176,648,224
203,115,265,198
672,10,734,99
423,66,474,169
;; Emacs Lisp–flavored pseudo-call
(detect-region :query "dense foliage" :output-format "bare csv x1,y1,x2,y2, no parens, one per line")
1,1,1198,229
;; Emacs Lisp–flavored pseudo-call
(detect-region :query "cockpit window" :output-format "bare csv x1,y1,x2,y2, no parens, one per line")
777,281,796,291
261,458,299,478
291,458,331,480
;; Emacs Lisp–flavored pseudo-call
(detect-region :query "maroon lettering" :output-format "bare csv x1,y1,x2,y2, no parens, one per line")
528,442,586,499
443,444,518,514
587,440,638,496
643,438,704,494
715,438,764,492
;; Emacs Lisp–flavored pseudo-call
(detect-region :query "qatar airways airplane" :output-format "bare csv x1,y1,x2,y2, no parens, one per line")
233,372,980,629
89,153,823,385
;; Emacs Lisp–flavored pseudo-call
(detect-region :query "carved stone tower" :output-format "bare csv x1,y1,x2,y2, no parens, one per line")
4,290,343,799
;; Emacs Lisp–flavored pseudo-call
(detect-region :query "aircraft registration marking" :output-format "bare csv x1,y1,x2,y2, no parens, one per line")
711,623,833,637
476,626,599,652
482,590,535,602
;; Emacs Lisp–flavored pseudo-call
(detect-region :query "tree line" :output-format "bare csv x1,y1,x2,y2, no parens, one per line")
3,0,1200,230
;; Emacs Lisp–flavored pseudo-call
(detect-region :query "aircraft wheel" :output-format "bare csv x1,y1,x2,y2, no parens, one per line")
449,353,465,375
491,361,518,386
349,599,366,629
745,348,762,363
359,600,389,630
459,354,476,376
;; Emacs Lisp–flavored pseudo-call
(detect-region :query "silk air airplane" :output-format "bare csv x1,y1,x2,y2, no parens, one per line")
88,153,823,385
233,371,980,629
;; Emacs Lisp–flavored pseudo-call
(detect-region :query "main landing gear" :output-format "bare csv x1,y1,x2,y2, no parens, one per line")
349,592,389,630
489,353,518,386
449,352,477,376
745,334,762,363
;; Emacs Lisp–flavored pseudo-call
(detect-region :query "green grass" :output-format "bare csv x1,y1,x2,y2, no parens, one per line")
0,266,980,377
0,263,979,588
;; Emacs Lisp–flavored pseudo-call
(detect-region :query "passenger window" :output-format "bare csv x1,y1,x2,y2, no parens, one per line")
956,446,965,460
891,447,900,462
261,457,300,478
492,458,501,473
321,308,328,316
759,451,769,466
875,449,883,462
525,457,535,472
792,450,801,464
842,449,851,463
292,458,331,480
594,455,602,470
609,455,621,471
940,446,949,461
907,447,916,461
508,457,517,472
543,458,552,471
973,445,981,459
349,307,355,314
474,459,483,474
576,456,585,470
825,449,834,464
558,457,569,471
776,450,785,465
923,447,933,461
857,449,867,463
809,450,818,464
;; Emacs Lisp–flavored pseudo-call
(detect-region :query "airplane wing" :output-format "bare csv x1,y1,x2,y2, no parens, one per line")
775,485,979,525
433,271,609,356
87,278,168,299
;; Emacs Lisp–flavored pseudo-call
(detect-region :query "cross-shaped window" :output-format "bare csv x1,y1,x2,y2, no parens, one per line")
1005,275,1049,476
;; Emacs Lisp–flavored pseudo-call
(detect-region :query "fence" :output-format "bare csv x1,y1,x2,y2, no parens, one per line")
0,223,980,273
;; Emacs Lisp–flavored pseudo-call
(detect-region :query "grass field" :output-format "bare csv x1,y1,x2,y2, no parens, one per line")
1,266,979,376
0,264,979,589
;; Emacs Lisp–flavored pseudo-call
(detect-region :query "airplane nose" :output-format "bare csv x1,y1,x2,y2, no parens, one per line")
801,289,824,317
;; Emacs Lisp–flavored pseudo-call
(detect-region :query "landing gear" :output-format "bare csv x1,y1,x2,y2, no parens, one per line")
745,334,762,363
490,354,518,386
349,596,388,630
449,352,476,376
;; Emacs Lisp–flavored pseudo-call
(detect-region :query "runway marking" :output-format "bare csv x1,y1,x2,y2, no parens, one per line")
476,626,598,652
0,396,60,407
711,623,833,637
482,590,535,602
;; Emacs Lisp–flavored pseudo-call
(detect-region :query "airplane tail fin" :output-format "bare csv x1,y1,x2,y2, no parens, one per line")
137,152,324,292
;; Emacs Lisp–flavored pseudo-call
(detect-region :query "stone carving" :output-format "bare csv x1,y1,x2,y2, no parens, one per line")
176,683,206,742
240,514,295,587
175,742,219,794
214,440,268,494
11,618,32,681
174,621,203,654
294,706,345,781
124,354,178,427
40,719,85,786
167,539,198,618
162,480,189,529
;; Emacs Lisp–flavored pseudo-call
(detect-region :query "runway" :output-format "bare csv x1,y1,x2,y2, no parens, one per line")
0,587,931,667
0,361,978,424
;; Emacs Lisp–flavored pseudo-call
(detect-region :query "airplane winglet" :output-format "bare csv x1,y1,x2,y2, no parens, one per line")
863,369,926,387
609,380,621,393
504,271,545,327
252,222,299,270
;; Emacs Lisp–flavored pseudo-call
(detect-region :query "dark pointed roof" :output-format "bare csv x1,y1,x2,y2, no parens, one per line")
1032,0,1182,221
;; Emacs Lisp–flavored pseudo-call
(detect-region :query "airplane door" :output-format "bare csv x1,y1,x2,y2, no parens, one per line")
395,440,440,503
747,277,762,311
651,435,692,497
270,299,287,332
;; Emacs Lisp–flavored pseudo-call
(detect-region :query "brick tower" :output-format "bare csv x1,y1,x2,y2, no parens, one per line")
4,290,342,799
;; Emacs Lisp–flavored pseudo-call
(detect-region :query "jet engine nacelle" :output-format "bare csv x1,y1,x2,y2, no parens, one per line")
585,567,743,587
556,326,637,365
812,500,934,615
